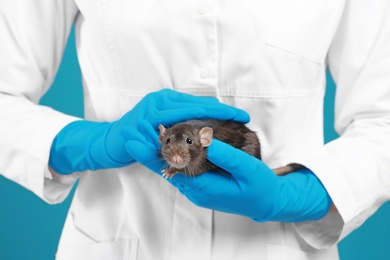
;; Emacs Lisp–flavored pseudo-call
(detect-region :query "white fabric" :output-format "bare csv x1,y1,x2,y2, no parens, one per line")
1,0,390,259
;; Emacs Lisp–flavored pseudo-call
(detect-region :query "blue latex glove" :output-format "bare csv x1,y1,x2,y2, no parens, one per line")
49,89,249,174
123,122,332,222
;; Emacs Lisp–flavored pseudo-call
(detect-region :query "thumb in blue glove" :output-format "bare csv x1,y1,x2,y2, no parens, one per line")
49,89,249,174
124,123,333,222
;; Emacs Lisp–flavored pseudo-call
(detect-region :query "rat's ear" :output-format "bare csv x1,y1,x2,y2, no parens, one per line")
199,127,213,147
158,124,166,143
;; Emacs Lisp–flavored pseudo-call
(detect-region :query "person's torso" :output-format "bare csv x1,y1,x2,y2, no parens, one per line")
58,0,344,259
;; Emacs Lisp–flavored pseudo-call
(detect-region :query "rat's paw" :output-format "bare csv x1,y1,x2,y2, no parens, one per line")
162,168,177,179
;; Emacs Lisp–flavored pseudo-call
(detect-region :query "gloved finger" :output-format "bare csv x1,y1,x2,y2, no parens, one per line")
121,121,160,148
168,172,200,188
207,139,274,183
170,173,241,214
121,127,156,150
152,107,208,128
168,168,236,196
174,104,249,123
145,89,218,111
154,106,249,128
163,89,220,105
122,126,144,142
137,120,161,148
199,105,249,123
125,140,166,176
152,89,250,123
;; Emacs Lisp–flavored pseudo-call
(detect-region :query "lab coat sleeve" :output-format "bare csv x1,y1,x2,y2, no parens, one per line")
294,0,390,249
0,1,81,204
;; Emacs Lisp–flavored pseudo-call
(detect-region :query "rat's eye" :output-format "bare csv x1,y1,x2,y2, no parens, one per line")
186,138,192,144
165,138,171,144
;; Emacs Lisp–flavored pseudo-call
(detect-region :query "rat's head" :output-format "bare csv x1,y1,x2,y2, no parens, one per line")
158,123,213,170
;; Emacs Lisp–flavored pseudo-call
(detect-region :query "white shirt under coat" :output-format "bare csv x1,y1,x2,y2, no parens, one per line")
1,0,390,259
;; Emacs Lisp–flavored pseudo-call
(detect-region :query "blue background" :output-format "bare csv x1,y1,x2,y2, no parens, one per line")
1,29,389,259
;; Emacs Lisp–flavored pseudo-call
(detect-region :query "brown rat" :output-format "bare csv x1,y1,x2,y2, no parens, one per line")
158,119,302,178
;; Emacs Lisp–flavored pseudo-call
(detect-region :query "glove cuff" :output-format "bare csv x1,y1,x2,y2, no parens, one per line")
49,120,131,174
254,168,332,222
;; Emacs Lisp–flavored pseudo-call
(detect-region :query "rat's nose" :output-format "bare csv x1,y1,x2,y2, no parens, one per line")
172,155,182,163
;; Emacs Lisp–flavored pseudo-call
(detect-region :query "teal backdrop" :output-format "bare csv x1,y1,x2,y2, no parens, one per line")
1,29,389,260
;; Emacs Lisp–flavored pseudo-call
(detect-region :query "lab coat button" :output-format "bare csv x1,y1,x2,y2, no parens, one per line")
197,4,207,15
200,68,209,78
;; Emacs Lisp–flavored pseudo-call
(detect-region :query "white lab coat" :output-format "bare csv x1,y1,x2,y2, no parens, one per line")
1,0,390,259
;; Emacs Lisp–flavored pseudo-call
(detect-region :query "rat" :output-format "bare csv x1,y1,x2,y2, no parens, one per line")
158,119,302,178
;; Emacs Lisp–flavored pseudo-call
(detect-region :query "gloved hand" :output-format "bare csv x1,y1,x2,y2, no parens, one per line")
124,122,332,222
49,89,249,175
